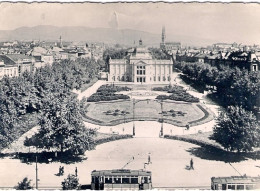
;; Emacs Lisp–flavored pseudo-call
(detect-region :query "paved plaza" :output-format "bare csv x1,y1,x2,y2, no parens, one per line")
0,138,259,189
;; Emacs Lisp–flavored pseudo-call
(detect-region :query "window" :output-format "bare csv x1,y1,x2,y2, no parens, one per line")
131,177,138,184
137,65,145,76
246,185,254,190
158,76,160,81
154,76,156,81
114,176,121,184
228,185,235,190
105,177,113,183
122,177,130,184
237,185,244,190
253,64,257,71
168,76,171,81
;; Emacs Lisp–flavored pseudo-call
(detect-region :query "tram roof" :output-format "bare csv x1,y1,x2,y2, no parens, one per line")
91,169,151,176
211,176,260,184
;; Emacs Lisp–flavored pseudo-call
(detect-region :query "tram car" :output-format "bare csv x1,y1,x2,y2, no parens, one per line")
91,169,152,190
211,176,260,190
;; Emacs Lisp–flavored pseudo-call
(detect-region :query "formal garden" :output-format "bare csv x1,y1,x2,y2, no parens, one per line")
87,85,131,102
83,99,214,126
153,85,200,102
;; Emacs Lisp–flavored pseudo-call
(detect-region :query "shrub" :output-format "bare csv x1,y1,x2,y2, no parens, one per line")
61,174,80,190
14,177,33,190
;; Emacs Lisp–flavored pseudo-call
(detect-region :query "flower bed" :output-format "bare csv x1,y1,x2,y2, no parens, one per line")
87,85,131,102
153,85,200,103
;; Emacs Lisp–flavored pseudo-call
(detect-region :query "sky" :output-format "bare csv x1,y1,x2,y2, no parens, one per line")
0,2,260,44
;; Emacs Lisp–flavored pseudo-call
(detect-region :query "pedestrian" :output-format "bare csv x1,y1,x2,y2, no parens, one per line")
148,154,151,164
190,158,194,170
61,166,64,175
75,167,78,177
59,166,62,175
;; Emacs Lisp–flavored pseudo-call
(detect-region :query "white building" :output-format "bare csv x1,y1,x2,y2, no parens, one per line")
108,40,173,84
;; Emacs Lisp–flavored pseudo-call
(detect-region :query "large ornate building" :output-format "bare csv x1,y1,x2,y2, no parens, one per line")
108,40,173,84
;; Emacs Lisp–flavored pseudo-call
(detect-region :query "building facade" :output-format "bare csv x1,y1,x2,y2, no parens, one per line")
0,54,35,79
108,40,173,84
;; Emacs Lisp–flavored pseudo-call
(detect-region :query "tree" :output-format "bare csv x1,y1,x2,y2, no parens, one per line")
25,94,96,154
212,106,260,152
14,177,34,190
61,174,80,190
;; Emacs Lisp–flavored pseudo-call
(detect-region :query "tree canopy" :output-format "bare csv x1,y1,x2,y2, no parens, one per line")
212,106,260,152
0,58,100,151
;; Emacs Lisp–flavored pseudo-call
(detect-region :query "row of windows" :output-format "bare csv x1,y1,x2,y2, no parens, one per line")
92,176,151,184
112,76,131,81
137,70,145,75
137,66,146,69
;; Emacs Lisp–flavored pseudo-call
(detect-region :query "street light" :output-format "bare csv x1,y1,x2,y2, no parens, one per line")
160,100,164,137
133,99,135,136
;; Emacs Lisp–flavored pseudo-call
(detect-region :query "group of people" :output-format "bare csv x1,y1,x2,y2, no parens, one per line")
58,166,78,176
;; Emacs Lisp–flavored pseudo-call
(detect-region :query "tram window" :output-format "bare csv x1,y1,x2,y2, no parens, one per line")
105,177,113,183
114,176,121,184
144,177,148,183
92,176,95,183
95,176,99,183
228,185,235,190
222,184,227,190
246,185,254,190
122,177,130,184
131,177,138,184
237,185,244,190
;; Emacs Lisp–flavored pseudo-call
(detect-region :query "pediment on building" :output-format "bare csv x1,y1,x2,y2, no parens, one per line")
135,60,148,65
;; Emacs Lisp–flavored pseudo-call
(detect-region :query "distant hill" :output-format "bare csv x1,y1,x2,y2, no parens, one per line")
0,25,215,46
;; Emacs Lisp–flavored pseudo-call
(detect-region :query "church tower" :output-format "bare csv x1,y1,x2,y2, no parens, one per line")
162,26,166,44
59,35,63,48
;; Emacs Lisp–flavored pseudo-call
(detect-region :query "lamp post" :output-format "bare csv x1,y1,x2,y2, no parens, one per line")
35,156,38,190
133,99,135,136
160,100,164,137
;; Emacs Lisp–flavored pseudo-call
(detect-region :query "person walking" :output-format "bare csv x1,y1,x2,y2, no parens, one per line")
59,166,62,176
190,158,194,170
75,167,78,177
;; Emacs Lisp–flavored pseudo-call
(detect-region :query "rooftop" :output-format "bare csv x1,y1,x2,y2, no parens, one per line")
91,169,151,176
212,176,260,184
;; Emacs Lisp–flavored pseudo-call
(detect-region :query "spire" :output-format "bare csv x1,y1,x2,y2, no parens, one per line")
59,35,63,48
162,25,166,44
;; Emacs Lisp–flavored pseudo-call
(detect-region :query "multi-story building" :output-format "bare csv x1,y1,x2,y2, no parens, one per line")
108,39,173,84
0,54,35,79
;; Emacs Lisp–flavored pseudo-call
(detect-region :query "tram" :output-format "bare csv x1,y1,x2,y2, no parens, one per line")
211,176,260,190
91,169,152,190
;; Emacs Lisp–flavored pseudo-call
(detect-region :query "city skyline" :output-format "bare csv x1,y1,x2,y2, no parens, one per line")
0,3,260,45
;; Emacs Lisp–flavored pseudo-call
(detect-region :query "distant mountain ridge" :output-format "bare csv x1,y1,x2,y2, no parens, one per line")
0,25,215,46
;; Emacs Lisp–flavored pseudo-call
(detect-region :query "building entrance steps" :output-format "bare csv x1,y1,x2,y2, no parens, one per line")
132,84,152,91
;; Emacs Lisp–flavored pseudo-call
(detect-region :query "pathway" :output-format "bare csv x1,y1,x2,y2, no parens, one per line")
0,138,259,189
77,80,107,100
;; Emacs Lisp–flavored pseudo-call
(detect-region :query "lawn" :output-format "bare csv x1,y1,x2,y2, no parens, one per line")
84,100,214,127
